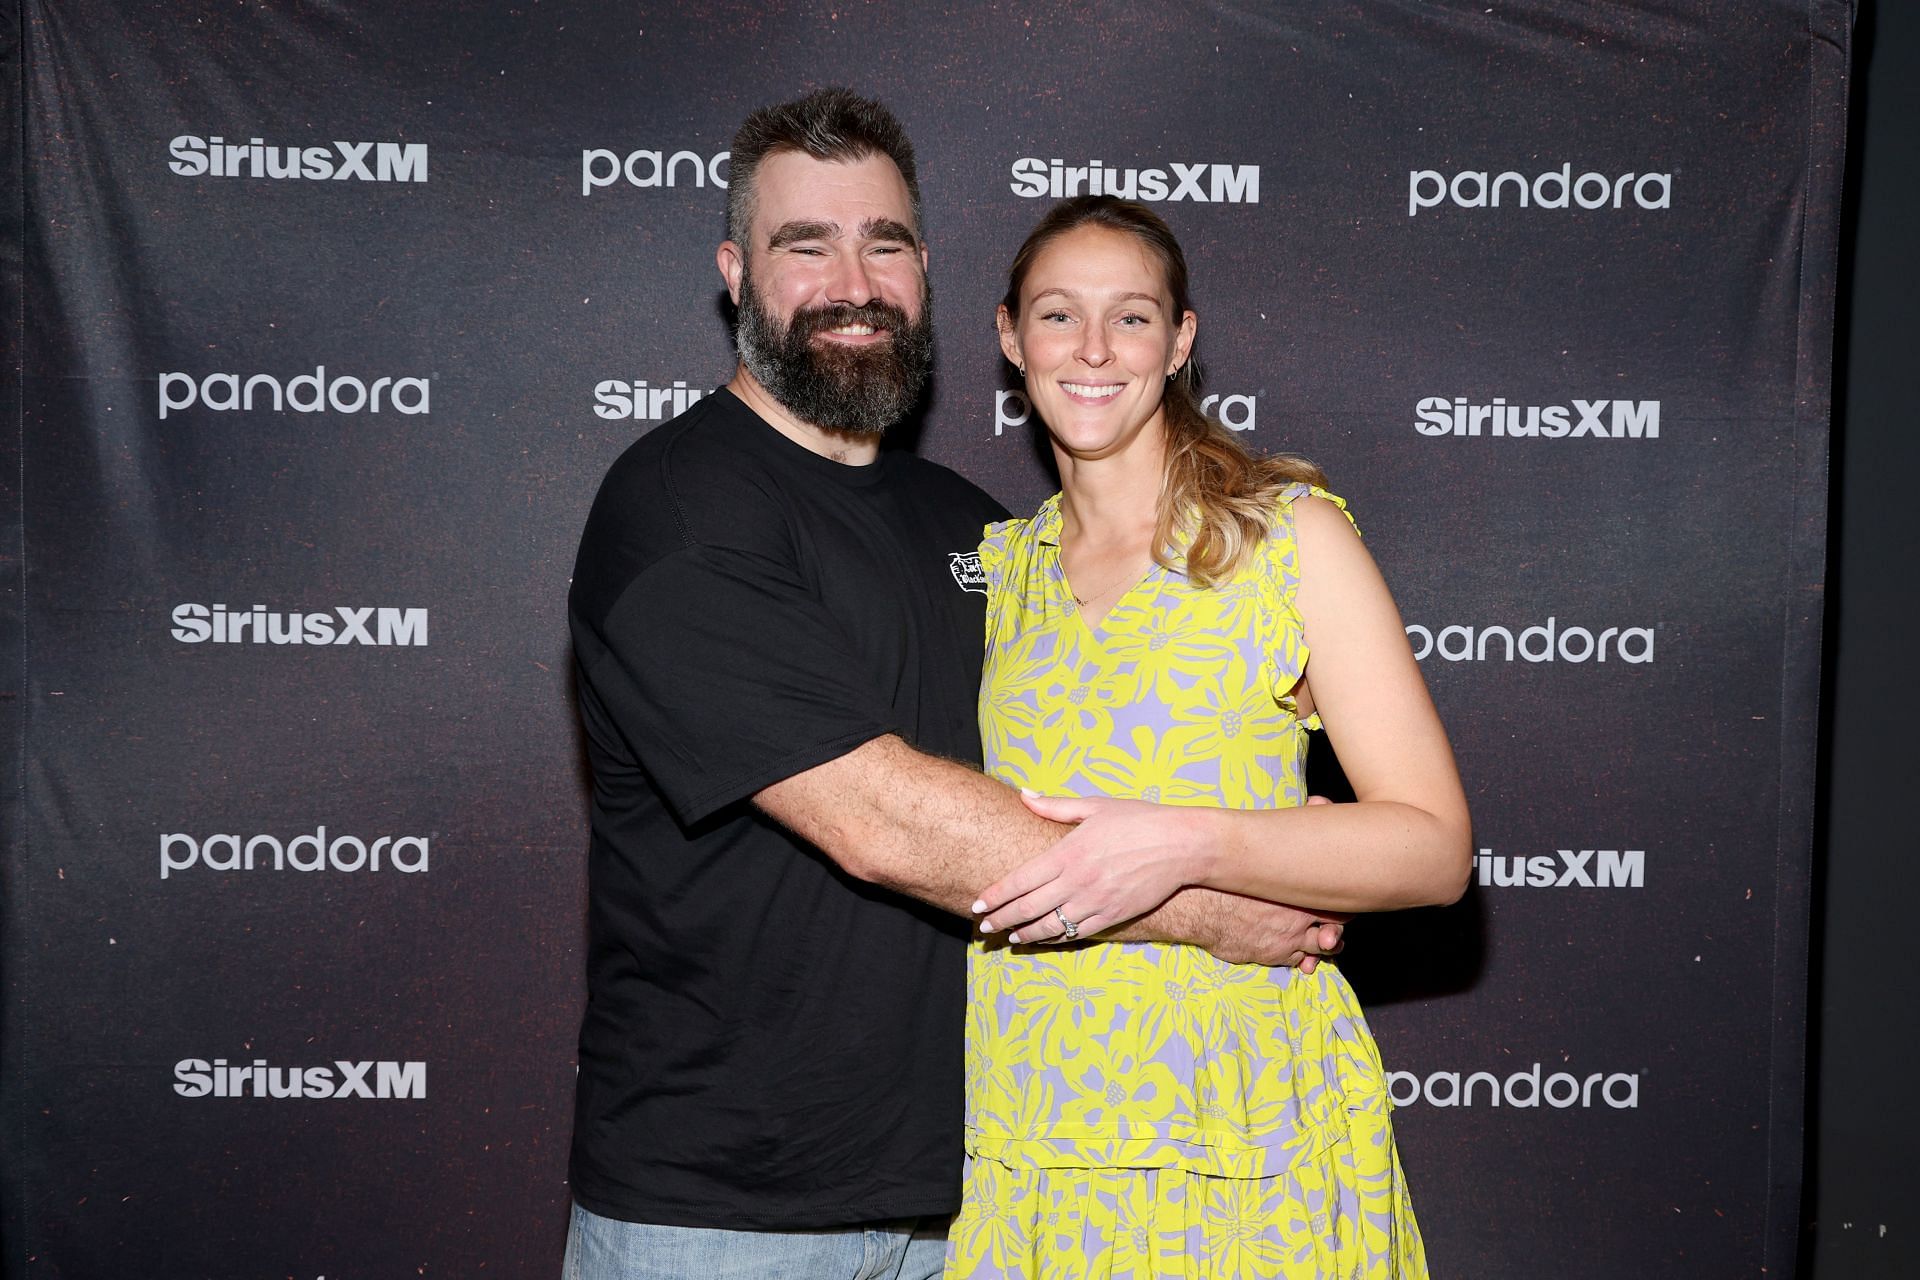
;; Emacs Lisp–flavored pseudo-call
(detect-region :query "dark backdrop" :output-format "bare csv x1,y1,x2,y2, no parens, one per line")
1804,0,1920,1275
1,2,1854,1277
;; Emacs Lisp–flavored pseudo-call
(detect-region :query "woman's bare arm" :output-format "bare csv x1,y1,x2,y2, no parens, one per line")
974,495,1472,942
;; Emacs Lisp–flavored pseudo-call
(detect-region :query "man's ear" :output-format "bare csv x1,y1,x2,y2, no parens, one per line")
997,305,1023,369
717,240,744,305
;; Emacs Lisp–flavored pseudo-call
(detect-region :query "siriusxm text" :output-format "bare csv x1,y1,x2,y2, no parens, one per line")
174,1058,426,1099
168,136,427,183
171,604,427,647
1416,397,1659,440
593,379,707,421
1476,848,1645,889
1010,158,1259,204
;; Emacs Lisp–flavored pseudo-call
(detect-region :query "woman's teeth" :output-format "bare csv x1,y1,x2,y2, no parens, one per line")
1061,382,1122,400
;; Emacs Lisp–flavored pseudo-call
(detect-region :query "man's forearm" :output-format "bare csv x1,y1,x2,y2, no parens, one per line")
755,734,1058,915
754,733,1250,951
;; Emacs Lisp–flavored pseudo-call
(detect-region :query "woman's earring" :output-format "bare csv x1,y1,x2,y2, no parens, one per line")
1018,364,1027,378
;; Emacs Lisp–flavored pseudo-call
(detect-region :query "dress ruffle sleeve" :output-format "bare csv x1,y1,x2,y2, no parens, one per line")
1260,483,1359,729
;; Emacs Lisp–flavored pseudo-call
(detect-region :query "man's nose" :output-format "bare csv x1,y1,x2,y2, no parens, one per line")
824,251,878,307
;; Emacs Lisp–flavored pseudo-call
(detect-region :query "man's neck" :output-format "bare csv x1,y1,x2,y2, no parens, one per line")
726,366,882,466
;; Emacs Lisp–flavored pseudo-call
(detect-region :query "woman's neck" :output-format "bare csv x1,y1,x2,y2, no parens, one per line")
1055,434,1165,552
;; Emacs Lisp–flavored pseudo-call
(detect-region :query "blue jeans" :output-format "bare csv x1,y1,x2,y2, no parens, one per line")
563,1200,950,1280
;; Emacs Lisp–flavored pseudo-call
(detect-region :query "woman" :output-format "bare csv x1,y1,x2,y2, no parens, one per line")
945,197,1471,1279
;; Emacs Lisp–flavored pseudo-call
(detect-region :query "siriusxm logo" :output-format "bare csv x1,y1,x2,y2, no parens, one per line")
1476,847,1645,889
168,136,427,183
174,1058,426,1100
593,379,707,421
995,389,1257,437
170,604,427,647
1009,157,1259,204
1408,165,1671,216
1415,396,1659,440
1405,618,1654,665
1388,1064,1640,1109
581,148,730,196
160,827,431,880
158,367,430,421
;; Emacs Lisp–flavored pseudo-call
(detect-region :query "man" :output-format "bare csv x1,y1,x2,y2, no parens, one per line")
564,88,1339,1280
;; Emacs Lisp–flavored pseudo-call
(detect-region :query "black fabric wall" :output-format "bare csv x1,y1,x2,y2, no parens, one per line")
1805,0,1920,1275
1,2,1854,1277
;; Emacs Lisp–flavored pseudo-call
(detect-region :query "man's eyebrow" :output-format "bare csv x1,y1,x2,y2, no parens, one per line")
765,218,919,250
766,220,839,249
860,217,919,247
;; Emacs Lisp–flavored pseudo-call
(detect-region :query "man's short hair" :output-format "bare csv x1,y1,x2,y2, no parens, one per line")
726,88,923,248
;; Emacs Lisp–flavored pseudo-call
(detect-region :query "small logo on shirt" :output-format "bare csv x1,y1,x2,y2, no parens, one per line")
949,552,986,595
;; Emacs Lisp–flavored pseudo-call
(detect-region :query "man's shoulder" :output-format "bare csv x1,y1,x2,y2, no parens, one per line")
886,451,1009,519
587,394,797,543
594,391,761,505
572,394,789,616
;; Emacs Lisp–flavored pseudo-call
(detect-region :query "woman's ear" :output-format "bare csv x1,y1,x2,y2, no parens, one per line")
997,305,1023,370
1172,309,1197,374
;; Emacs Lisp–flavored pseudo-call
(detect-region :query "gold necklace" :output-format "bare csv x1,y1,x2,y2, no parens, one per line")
1067,560,1148,608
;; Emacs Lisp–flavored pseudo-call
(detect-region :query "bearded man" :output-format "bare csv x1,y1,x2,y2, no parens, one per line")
563,89,1339,1280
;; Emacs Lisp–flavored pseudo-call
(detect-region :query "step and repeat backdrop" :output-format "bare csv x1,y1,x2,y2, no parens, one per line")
3,1,1849,1276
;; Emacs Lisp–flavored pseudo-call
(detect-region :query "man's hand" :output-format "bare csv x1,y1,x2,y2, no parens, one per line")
1202,896,1348,969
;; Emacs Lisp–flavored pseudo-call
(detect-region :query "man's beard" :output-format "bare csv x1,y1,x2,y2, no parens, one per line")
734,271,935,436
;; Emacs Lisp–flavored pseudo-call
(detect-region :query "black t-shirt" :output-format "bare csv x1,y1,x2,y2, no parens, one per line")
567,388,1008,1229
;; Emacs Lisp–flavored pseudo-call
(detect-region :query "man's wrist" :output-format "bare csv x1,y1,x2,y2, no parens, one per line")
1115,886,1221,949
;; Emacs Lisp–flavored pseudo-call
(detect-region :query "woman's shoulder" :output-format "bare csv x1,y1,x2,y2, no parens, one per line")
981,514,1031,546
978,493,1060,564
1272,480,1353,521
1268,481,1360,545
1248,483,1363,604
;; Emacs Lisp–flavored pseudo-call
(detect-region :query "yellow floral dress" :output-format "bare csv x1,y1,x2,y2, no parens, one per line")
945,484,1428,1280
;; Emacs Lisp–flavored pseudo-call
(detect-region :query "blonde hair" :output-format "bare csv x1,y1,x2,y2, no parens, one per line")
1001,196,1326,587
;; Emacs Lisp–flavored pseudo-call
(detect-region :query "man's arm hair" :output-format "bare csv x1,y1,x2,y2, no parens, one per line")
753,733,1317,958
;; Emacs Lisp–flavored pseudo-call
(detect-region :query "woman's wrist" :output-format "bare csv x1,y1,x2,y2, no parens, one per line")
1181,804,1230,890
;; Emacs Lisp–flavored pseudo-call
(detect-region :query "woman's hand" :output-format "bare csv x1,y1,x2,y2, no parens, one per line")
973,792,1212,943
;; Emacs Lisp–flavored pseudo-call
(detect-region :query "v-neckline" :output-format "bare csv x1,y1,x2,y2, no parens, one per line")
1058,551,1157,638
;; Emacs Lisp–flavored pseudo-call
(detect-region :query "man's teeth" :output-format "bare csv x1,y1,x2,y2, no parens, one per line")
1062,382,1123,400
828,323,877,336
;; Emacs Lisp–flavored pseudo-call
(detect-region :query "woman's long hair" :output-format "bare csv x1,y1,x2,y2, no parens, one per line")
1001,196,1326,588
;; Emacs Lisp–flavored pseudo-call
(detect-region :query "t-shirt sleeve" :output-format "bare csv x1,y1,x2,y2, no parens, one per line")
581,543,902,827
